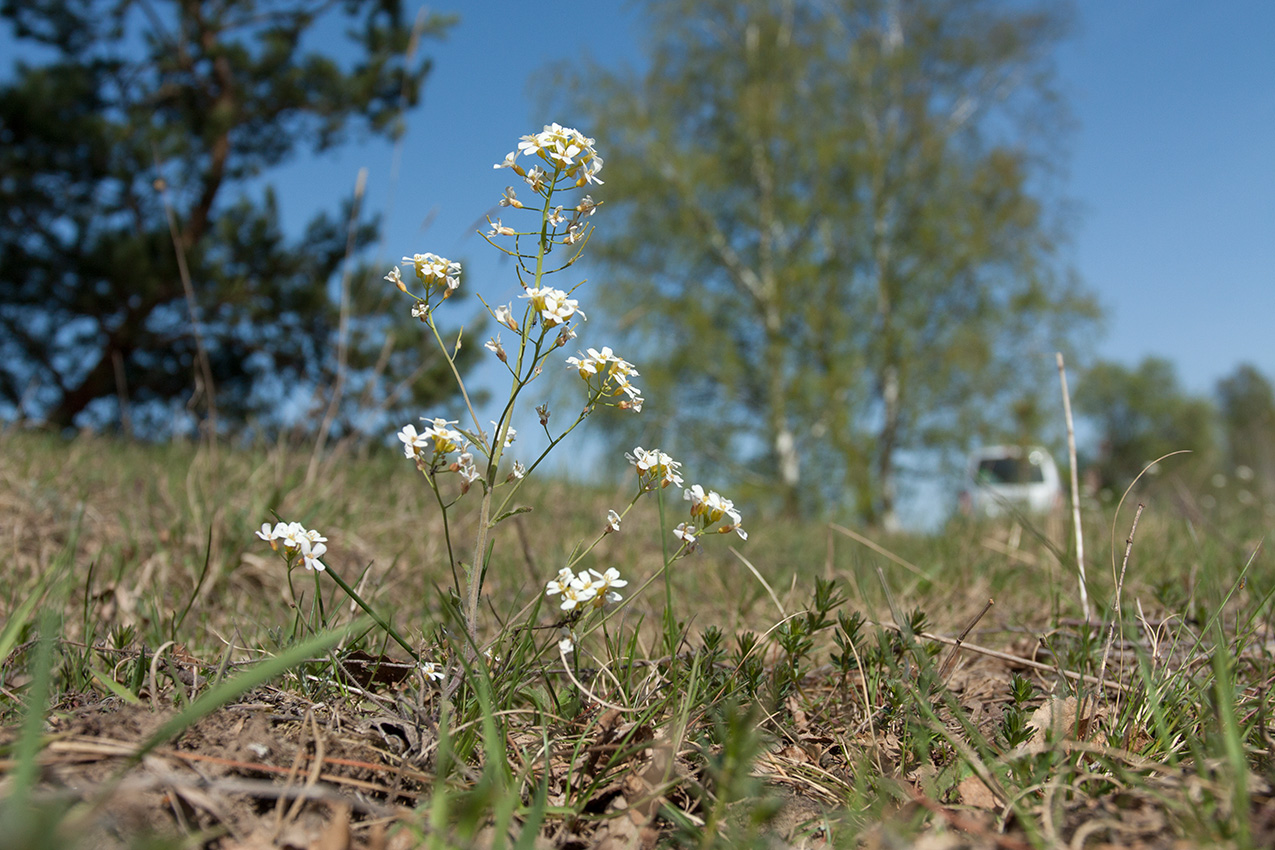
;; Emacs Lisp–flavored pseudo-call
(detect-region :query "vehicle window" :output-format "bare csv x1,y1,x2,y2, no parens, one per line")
976,457,1045,484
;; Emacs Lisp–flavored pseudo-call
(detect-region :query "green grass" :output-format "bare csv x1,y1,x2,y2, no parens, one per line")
1,428,1273,848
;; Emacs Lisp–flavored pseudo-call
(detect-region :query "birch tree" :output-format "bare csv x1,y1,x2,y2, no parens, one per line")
556,0,1097,522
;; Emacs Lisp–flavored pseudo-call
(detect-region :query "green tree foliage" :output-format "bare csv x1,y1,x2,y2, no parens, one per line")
1077,357,1217,491
552,0,1098,523
1216,363,1275,499
0,0,473,437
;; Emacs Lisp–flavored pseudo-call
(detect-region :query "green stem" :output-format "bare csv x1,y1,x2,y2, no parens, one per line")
324,566,421,665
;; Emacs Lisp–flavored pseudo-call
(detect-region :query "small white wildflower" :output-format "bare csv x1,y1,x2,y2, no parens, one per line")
384,266,407,293
673,522,698,546
420,661,445,682
558,584,590,612
486,218,515,237
515,123,604,185
545,568,575,597
256,521,284,543
586,567,627,608
520,286,581,327
455,449,481,491
402,252,461,296
299,539,327,572
493,303,519,331
559,636,574,655
499,186,522,208
627,447,684,490
397,423,431,459
490,421,516,447
604,510,621,533
684,485,747,540
419,417,463,457
524,166,547,193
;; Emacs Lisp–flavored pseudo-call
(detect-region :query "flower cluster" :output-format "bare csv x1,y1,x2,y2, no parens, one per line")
385,253,461,316
674,485,747,549
520,285,583,328
398,417,465,463
626,446,684,491
544,566,627,612
257,521,328,572
496,123,604,188
566,346,643,412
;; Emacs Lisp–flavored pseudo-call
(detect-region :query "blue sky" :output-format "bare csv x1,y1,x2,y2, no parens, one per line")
6,1,1269,398
264,0,1275,398
3,1,1272,516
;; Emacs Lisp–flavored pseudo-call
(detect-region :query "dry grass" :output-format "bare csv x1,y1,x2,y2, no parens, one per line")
1,428,1274,849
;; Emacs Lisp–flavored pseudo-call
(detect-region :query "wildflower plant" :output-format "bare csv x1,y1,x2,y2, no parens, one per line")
256,123,747,685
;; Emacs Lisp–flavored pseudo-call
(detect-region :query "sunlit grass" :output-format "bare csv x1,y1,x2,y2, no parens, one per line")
1,427,1272,848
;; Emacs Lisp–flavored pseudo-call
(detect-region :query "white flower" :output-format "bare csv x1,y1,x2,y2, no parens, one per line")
384,266,406,293
524,166,547,193
402,252,461,295
673,523,698,546
545,568,575,597
397,423,431,459
484,335,506,362
566,353,600,379
491,421,516,447
493,303,519,331
558,585,591,612
419,417,463,457
585,567,627,608
298,539,327,572
627,447,684,490
486,218,515,237
258,520,329,567
494,151,518,170
520,286,582,327
559,636,574,655
499,186,521,208
298,527,327,546
508,461,526,481
276,522,309,554
420,661,445,682
569,570,601,598
515,123,604,185
256,521,284,543
455,449,481,490
605,510,621,533
684,485,747,540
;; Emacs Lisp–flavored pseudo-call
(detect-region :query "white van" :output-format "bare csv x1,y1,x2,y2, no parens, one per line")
960,445,1064,518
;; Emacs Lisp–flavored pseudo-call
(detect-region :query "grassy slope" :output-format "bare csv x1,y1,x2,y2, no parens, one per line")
0,429,1273,848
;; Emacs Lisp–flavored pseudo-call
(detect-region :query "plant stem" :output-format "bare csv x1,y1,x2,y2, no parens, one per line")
324,567,420,664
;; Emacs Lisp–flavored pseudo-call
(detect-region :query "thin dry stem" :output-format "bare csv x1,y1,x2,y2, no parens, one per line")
1093,502,1143,718
1056,352,1090,621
